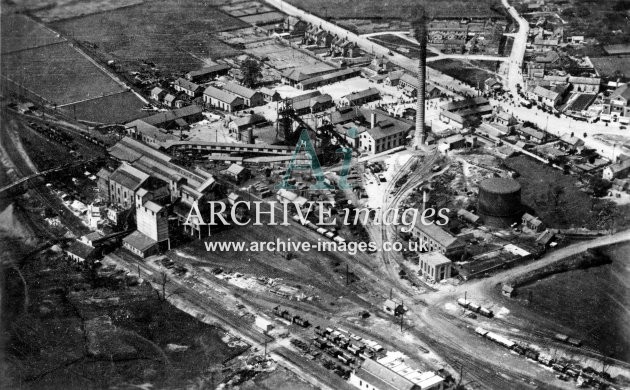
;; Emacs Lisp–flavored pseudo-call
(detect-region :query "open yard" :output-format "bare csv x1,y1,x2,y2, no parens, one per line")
244,41,334,72
1,42,126,106
428,59,497,89
51,1,248,73
368,34,438,60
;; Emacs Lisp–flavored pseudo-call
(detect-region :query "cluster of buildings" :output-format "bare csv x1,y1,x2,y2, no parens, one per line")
425,16,508,55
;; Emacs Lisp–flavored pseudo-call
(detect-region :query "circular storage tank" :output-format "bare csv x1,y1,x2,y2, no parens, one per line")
477,177,522,227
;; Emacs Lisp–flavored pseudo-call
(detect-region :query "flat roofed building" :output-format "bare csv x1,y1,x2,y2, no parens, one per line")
349,359,419,390
419,252,452,282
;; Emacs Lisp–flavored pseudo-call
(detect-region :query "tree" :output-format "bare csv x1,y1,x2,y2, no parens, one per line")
241,59,262,88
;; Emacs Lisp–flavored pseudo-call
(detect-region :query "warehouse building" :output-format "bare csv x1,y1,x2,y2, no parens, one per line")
418,252,452,282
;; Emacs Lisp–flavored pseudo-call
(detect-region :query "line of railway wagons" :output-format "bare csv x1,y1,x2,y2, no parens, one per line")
292,215,346,244
272,306,310,327
457,298,494,318
313,326,383,364
474,327,602,384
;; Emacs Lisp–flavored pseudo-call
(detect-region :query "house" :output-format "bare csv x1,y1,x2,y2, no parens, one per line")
530,84,569,108
331,38,360,58
568,76,600,93
399,73,419,95
260,87,281,102
331,106,364,125
535,51,560,64
568,35,584,44
516,126,547,144
173,78,203,97
418,252,452,282
438,110,466,129
411,221,465,258
203,86,243,112
603,159,630,181
341,87,380,106
163,94,176,107
477,123,508,140
384,71,405,87
601,84,630,123
358,110,412,154
536,230,555,247
108,163,150,208
222,163,249,183
495,111,517,128
185,64,231,83
522,213,545,232
65,240,97,263
222,82,264,107
150,87,166,102
484,77,502,92
439,97,492,127
559,134,584,153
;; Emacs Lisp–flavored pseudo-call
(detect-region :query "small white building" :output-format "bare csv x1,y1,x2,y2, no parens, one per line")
418,252,452,282
255,316,274,332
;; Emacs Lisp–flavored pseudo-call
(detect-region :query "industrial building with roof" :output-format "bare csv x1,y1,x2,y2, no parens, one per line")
341,87,381,107
185,64,231,82
348,357,444,390
221,81,264,107
418,252,452,282
203,85,244,112
411,221,465,258
357,109,413,154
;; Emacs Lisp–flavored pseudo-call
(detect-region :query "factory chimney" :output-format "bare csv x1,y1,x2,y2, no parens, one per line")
371,112,376,129
414,10,428,146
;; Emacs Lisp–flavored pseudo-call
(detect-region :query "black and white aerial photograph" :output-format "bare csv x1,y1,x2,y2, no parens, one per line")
1,0,629,388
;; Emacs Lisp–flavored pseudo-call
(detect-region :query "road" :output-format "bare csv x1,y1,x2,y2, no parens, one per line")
502,0,529,96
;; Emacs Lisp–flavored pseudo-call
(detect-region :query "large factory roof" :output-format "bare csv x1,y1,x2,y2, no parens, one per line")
479,177,521,194
414,221,462,249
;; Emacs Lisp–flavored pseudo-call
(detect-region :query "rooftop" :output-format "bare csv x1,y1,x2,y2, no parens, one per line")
110,163,150,191
123,231,157,252
343,87,380,102
355,359,417,390
414,221,462,249
222,81,258,99
419,251,452,267
203,85,241,104
479,177,521,194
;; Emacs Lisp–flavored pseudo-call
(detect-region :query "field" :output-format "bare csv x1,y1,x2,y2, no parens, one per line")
284,0,504,20
590,56,630,78
504,155,630,230
62,91,149,124
428,59,497,88
1,42,126,106
244,41,335,72
52,1,248,73
1,14,66,54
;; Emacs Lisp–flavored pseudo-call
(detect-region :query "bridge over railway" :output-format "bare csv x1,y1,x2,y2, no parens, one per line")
161,140,294,156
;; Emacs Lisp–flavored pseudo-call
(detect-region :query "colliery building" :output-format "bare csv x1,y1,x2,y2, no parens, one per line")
411,221,465,258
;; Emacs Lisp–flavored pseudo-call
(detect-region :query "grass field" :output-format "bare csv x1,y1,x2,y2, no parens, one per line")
1,42,126,106
62,91,149,124
504,155,629,230
1,14,66,54
52,1,248,73
428,59,496,88
284,0,504,20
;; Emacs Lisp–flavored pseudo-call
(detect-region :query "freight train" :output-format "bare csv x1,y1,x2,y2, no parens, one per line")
457,298,494,318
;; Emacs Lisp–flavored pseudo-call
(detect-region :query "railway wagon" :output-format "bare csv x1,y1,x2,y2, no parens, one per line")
292,315,310,327
457,298,470,308
475,327,489,337
468,303,481,313
486,331,515,349
479,307,493,318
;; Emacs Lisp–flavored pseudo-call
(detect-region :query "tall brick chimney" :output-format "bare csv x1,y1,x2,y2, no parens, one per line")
415,14,427,145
